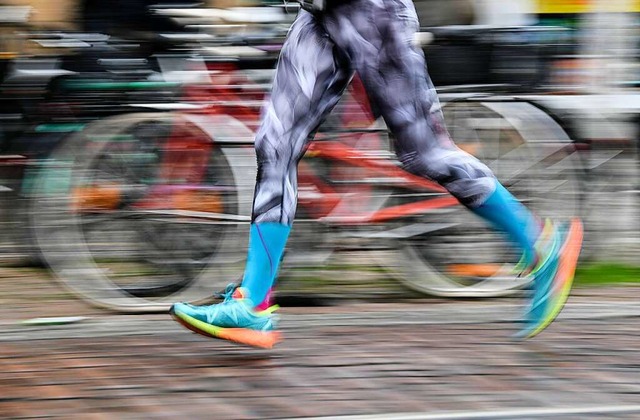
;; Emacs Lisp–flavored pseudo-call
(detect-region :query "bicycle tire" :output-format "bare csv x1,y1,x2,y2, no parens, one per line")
29,112,255,312
391,99,583,297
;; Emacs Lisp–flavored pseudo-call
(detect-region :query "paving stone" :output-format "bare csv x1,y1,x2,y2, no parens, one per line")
2,267,640,418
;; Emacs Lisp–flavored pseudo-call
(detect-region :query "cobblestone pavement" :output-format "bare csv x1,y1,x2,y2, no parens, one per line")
1,268,640,419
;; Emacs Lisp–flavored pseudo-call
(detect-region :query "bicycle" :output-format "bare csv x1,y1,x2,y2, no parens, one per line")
28,94,582,312
18,14,583,311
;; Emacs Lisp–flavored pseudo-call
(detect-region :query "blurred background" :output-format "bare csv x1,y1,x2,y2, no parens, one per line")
0,2,639,419
0,0,637,311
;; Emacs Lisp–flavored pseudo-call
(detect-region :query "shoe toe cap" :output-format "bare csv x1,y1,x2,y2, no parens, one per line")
171,302,194,317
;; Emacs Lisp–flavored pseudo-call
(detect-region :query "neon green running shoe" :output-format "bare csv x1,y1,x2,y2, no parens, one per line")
517,218,583,339
170,285,281,349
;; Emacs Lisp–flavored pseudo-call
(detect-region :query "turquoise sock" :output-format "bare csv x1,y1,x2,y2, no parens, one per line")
472,180,541,267
240,223,291,307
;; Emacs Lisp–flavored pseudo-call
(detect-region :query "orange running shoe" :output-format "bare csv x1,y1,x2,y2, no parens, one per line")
170,285,281,349
518,218,583,339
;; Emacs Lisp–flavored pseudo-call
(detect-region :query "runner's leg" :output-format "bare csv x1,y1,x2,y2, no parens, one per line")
169,10,353,348
322,0,541,266
241,10,353,307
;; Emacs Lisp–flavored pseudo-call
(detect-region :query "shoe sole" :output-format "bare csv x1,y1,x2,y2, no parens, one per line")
525,218,583,339
169,306,281,349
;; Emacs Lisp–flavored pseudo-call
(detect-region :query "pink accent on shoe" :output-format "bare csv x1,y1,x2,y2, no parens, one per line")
255,289,272,311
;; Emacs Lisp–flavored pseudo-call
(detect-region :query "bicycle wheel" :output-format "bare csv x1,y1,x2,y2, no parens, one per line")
393,100,582,297
30,113,255,311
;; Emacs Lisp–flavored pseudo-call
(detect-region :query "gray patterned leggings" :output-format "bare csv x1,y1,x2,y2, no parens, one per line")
252,0,496,225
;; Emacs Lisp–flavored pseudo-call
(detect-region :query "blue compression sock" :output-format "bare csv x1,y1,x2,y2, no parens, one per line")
472,180,541,267
240,223,291,307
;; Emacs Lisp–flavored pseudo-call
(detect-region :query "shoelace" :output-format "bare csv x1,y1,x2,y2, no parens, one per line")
214,283,240,302
530,221,558,275
514,220,556,278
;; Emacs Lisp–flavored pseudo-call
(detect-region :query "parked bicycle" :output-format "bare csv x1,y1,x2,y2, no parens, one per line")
2,6,585,311
29,85,582,311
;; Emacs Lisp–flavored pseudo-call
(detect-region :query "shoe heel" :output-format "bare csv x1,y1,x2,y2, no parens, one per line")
551,218,583,306
218,329,282,349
